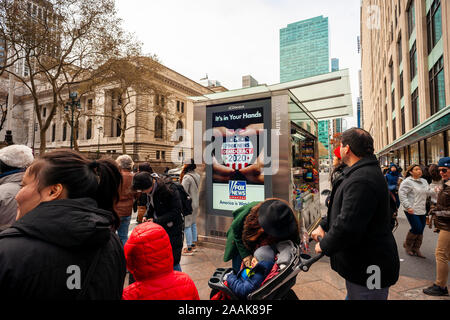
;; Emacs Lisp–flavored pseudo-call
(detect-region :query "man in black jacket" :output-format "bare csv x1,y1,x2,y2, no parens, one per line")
312,128,399,300
132,172,184,271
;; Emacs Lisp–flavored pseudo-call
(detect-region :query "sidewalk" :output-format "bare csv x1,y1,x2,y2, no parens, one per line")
178,242,450,301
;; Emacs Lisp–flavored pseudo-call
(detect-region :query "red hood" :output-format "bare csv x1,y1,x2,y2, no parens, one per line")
124,222,173,281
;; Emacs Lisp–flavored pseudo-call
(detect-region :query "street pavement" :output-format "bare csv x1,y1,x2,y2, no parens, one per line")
123,173,449,300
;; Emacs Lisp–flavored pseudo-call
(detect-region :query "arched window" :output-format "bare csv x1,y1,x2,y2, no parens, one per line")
51,123,56,142
176,120,184,142
86,119,92,140
62,123,67,141
155,115,163,139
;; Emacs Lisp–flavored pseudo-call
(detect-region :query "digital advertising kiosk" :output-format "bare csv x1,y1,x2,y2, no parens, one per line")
191,70,353,245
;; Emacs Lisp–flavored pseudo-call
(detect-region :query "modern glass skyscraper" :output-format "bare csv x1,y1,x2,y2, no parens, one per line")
331,58,340,72
280,16,330,83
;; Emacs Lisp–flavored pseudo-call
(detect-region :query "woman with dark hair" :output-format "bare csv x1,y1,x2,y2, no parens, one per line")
224,198,301,273
399,164,435,258
0,149,126,299
429,164,442,208
138,162,154,174
180,160,200,256
325,147,347,208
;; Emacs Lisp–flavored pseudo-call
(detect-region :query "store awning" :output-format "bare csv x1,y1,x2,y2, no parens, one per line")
377,105,450,156
190,69,354,120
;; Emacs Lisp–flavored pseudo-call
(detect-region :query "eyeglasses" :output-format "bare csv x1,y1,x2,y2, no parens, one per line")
439,168,448,173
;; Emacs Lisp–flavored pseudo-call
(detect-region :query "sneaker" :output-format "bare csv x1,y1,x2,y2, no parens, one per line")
423,284,449,296
182,247,194,256
191,244,198,252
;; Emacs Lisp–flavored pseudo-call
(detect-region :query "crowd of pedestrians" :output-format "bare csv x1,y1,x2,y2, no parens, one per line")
0,127,448,300
380,157,450,296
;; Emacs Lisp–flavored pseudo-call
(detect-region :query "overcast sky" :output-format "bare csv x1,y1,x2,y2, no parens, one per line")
116,0,361,127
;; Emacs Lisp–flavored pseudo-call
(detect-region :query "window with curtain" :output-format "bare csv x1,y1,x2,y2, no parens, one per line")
411,89,419,127
427,0,442,54
176,120,184,142
429,56,445,115
86,119,92,140
409,41,417,79
155,115,163,139
407,0,415,37
62,123,67,141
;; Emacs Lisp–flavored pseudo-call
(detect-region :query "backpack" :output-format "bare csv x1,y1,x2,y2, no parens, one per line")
168,181,193,217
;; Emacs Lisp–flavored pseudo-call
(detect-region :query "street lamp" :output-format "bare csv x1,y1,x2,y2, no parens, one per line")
97,126,103,159
64,92,81,150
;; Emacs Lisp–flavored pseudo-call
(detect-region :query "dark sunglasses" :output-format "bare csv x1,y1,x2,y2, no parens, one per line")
439,168,448,173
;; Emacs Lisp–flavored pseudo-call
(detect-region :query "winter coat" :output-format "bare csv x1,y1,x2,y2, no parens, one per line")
385,165,401,192
181,171,200,227
430,180,450,232
122,222,199,300
398,177,435,215
0,170,24,227
226,260,274,299
224,201,261,263
142,178,184,266
0,198,126,300
114,170,134,217
319,155,400,288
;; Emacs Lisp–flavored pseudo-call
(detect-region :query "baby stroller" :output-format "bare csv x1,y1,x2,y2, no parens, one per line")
208,238,324,300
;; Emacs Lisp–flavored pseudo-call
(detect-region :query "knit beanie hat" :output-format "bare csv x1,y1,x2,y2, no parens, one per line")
254,245,275,263
0,145,34,169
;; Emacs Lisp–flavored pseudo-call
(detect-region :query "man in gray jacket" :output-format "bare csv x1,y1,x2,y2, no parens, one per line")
0,145,34,228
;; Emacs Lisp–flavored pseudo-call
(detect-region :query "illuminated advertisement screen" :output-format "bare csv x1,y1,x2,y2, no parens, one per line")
206,99,272,216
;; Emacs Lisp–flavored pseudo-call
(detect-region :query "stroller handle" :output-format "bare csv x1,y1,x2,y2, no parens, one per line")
299,236,325,272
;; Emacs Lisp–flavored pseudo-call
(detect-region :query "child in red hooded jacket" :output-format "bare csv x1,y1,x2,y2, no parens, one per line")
122,222,199,300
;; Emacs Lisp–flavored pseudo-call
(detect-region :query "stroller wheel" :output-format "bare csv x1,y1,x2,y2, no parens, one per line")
283,289,299,300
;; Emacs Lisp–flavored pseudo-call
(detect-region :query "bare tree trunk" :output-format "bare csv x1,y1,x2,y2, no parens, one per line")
39,129,47,155
121,109,127,154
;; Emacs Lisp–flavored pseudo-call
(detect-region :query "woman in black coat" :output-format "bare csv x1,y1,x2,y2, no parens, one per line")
0,150,126,300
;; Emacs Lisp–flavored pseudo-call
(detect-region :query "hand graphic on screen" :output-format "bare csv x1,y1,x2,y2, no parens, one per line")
239,150,265,184
213,127,235,138
237,123,264,136
212,156,235,182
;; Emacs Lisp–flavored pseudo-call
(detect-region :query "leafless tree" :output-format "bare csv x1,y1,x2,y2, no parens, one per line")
0,0,141,154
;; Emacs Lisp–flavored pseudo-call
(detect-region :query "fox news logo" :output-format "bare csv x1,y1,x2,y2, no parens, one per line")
229,181,247,200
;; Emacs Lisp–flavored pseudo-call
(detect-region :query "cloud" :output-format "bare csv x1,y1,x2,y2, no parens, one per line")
117,0,361,125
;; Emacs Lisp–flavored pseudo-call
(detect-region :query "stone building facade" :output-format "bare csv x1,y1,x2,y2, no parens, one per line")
361,0,449,166
0,63,214,170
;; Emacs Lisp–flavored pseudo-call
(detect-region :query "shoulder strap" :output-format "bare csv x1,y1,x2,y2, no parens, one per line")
77,246,103,300
186,173,199,189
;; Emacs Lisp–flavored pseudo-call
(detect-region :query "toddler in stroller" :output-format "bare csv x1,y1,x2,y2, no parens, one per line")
225,246,276,299
209,239,323,300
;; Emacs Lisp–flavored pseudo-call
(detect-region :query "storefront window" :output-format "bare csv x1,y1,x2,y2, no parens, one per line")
406,146,410,167
427,133,445,164
399,148,405,170
447,130,450,157
419,140,425,165
410,142,419,165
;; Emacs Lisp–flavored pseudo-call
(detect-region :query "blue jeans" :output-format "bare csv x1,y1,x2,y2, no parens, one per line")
117,216,131,246
405,212,426,235
174,264,182,272
185,223,198,247
345,280,389,300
